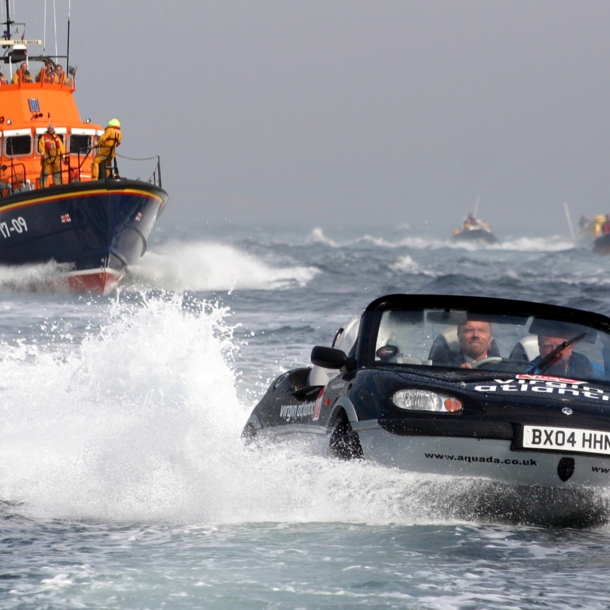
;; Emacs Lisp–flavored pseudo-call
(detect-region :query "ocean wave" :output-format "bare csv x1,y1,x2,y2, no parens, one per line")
304,228,574,253
390,254,437,276
305,227,340,247
130,240,320,292
440,235,573,252
491,236,574,252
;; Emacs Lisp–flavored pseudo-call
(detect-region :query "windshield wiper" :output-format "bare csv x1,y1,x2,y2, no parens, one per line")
527,332,587,375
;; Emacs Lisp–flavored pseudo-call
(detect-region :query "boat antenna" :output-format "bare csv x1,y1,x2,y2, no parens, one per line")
43,0,47,54
563,201,575,238
53,0,57,59
3,0,13,40
66,0,71,70
473,193,480,218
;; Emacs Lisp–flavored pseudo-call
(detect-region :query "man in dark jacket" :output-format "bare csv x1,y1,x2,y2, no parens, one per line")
434,321,493,368
529,335,593,378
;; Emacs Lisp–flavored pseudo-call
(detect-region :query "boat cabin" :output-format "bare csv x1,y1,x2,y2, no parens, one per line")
1,42,103,196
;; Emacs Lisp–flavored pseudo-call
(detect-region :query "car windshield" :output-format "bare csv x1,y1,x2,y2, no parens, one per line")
373,307,610,382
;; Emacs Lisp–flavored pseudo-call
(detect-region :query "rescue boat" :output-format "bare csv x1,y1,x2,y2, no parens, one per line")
0,2,168,294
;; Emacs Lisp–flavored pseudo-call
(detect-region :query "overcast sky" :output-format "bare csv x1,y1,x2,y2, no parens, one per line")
9,1,610,236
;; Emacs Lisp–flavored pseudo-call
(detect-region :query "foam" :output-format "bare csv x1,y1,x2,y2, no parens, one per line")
0,295,242,520
0,261,73,292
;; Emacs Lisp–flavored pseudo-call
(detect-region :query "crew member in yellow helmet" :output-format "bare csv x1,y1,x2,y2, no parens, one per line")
92,119,122,180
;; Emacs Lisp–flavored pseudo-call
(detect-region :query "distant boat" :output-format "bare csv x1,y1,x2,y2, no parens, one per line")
0,1,168,293
452,196,498,245
452,213,498,245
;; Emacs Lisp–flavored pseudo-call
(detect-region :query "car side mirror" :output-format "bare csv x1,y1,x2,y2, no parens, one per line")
311,346,356,371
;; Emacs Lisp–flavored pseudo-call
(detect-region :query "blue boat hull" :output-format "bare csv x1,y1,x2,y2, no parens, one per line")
0,179,168,293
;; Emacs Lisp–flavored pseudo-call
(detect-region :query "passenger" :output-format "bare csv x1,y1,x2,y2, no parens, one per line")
91,119,122,180
529,335,593,378
11,62,27,84
22,70,32,83
38,124,65,187
602,215,610,235
54,65,70,85
0,71,6,85
36,59,54,83
434,321,493,368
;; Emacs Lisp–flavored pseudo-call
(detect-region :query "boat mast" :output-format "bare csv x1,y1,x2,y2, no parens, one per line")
473,193,481,218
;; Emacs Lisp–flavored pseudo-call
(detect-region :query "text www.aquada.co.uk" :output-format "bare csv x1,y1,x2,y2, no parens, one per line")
424,453,537,466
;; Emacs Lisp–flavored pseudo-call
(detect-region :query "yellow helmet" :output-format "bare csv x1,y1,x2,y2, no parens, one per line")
108,118,120,127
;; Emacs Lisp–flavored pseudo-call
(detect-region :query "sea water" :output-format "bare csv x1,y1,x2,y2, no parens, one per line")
1,224,610,609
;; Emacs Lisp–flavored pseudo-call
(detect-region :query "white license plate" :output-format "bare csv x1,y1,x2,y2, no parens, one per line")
523,425,610,456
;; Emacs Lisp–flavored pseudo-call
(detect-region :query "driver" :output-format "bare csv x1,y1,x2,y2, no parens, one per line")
529,335,593,378
434,321,493,368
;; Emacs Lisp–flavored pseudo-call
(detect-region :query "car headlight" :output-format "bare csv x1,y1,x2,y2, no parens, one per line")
392,389,463,413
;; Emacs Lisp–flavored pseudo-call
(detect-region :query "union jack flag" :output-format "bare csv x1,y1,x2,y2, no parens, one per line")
61,214,71,223
135,212,142,221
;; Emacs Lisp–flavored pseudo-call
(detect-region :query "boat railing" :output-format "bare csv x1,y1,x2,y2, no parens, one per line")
0,160,30,195
67,145,96,183
2,76,75,90
116,153,163,188
0,147,164,195
61,147,163,187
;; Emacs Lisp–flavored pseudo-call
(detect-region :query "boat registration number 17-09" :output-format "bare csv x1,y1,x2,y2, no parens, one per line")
0,217,28,239
523,425,610,456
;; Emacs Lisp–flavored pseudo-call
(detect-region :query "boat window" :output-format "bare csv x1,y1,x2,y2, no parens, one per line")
373,307,610,382
5,135,32,156
69,134,91,154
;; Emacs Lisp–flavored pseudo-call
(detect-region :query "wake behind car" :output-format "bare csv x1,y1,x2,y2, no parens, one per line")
243,294,610,526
